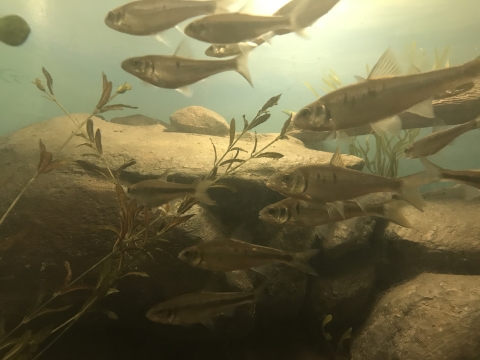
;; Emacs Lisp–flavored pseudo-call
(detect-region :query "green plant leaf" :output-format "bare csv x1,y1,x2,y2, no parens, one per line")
86,119,95,143
42,67,54,95
229,118,236,145
256,152,284,159
218,158,245,167
95,128,103,154
260,94,281,112
248,113,270,130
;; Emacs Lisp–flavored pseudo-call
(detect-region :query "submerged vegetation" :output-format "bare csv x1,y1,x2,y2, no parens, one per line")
0,69,289,359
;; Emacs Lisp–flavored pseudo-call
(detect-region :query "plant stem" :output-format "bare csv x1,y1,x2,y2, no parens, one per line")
0,172,38,227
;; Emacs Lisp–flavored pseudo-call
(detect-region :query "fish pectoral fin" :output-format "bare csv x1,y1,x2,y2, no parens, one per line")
406,97,435,118
370,115,402,136
250,265,270,277
329,147,345,167
431,118,448,133
368,48,402,79
173,39,194,58
153,32,170,47
176,86,193,97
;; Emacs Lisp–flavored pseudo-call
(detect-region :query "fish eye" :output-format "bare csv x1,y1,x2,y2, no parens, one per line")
267,207,276,215
282,174,293,183
298,108,311,118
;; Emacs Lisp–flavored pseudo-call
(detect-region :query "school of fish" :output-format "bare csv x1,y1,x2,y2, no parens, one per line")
103,0,480,328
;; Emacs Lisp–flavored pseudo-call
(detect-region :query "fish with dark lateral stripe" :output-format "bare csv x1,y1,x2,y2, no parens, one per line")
146,284,266,327
266,148,439,211
259,195,412,229
178,238,318,275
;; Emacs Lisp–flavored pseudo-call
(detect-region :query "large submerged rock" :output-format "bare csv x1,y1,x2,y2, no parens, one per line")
351,273,480,360
170,106,230,137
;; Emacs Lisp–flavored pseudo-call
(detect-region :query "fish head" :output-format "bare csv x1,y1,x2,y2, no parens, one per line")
266,170,306,196
184,20,210,42
293,102,334,131
121,57,154,78
178,247,202,266
259,203,290,224
104,9,128,32
146,304,177,324
205,44,224,57
403,145,414,158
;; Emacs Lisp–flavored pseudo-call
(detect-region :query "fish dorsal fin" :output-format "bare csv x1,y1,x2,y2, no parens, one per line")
354,75,366,82
407,64,422,75
173,39,193,59
407,97,435,118
329,147,345,167
158,168,172,181
368,48,402,79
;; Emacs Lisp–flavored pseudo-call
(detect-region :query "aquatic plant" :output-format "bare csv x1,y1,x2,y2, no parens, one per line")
0,70,288,359
349,130,420,177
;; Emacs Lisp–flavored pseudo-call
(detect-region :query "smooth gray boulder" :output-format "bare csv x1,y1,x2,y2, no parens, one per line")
169,106,230,136
351,273,480,360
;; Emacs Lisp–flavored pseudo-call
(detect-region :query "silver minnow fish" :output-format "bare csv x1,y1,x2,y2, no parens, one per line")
178,238,318,275
105,0,231,36
121,47,251,91
405,117,480,158
127,179,215,207
259,196,412,228
184,0,313,46
204,0,324,58
293,49,480,134
146,285,265,327
266,149,437,211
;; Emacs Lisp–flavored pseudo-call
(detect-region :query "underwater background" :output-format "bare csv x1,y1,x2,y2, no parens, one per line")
2,0,480,179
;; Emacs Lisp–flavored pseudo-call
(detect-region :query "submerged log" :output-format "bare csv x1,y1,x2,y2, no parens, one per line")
290,79,480,143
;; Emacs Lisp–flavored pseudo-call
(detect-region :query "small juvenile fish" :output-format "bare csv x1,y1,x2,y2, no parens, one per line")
421,158,480,190
146,285,264,327
127,179,215,207
293,49,480,135
266,148,437,211
121,43,252,93
178,238,318,275
259,196,412,228
0,15,30,46
404,117,480,158
105,0,232,36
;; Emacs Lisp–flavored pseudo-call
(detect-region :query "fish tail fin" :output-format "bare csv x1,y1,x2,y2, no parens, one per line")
193,180,216,205
382,200,413,228
291,249,319,275
400,158,443,211
399,182,425,211
235,51,253,87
